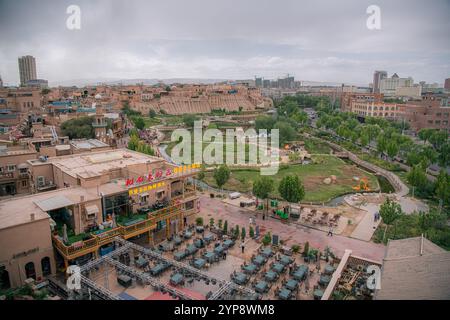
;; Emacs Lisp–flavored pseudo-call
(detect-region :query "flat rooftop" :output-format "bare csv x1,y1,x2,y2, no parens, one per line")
0,187,100,230
29,148,164,179
70,139,110,150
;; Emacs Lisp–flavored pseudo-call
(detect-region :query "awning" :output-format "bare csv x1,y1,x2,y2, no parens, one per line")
35,195,75,212
17,163,29,169
85,205,99,215
139,192,149,197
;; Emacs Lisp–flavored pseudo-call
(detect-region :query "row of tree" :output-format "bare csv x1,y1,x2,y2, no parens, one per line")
211,164,305,212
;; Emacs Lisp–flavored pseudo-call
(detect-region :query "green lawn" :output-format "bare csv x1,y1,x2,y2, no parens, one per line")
303,139,332,154
143,117,162,128
373,214,450,250
203,155,379,203
165,134,255,165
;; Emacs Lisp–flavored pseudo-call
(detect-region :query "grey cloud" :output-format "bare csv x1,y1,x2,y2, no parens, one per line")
0,0,449,86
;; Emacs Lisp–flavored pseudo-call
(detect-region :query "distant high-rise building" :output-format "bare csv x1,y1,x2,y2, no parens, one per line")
255,77,263,87
0,74,3,87
18,55,37,86
372,70,387,93
444,78,450,91
380,73,414,97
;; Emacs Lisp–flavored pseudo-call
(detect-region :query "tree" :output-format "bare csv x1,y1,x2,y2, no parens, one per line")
234,225,240,239
379,198,404,241
223,220,228,234
262,232,271,246
278,175,305,203
274,121,297,145
182,114,199,128
241,227,246,240
435,170,450,207
407,165,427,196
429,130,448,150
291,244,300,254
418,128,435,144
218,219,223,229
213,165,230,190
252,177,274,217
131,116,145,130
149,109,157,118
249,226,254,238
195,217,203,226
437,142,450,167
302,241,310,257
61,116,95,139
209,218,215,228
386,141,399,158
255,115,276,130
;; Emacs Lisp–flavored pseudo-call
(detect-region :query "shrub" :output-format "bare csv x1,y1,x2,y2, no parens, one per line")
195,217,203,226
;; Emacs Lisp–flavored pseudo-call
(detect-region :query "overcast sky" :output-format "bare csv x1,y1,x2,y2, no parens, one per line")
0,0,449,86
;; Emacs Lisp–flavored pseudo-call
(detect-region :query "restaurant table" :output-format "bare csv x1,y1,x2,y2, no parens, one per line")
278,288,291,300
255,281,269,294
313,289,324,300
214,245,224,255
319,275,331,286
170,273,184,286
233,272,248,285
184,231,193,239
279,255,293,266
194,239,205,248
193,258,206,269
186,244,198,255
150,263,166,276
253,255,266,266
117,274,132,287
261,247,273,258
203,251,216,263
264,271,277,282
203,234,215,243
324,264,335,275
292,265,308,281
242,264,258,274
223,239,235,248
173,236,182,246
285,279,298,291
174,251,186,261
272,262,284,274
135,257,148,269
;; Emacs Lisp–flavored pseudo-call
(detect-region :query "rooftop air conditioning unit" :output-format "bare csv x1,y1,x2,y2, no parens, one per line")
37,176,45,187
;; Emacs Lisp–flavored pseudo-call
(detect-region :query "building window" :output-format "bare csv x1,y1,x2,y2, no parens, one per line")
7,165,15,172
0,266,11,290
41,257,51,277
24,262,36,280
21,180,28,187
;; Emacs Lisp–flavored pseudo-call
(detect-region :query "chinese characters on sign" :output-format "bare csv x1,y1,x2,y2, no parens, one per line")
128,181,166,196
126,164,200,195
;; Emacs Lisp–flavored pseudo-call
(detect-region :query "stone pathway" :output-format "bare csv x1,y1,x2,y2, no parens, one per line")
199,195,386,262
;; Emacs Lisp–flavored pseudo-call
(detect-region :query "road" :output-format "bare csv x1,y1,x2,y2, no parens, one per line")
199,195,386,262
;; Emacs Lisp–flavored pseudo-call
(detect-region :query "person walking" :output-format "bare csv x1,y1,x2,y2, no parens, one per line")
327,228,333,237
241,242,245,254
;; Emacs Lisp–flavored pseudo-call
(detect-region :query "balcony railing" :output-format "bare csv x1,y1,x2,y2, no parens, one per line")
52,204,184,260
